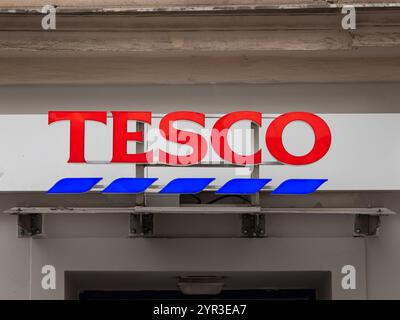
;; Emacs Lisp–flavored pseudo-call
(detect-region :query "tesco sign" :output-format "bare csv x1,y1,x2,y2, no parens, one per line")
48,111,332,166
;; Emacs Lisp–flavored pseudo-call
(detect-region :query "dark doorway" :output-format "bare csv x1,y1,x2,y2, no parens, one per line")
66,271,331,300
79,289,316,300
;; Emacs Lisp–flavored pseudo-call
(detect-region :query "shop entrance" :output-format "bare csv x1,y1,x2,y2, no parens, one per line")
66,271,331,300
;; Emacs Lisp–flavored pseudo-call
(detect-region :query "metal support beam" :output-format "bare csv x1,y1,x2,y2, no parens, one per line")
4,206,395,216
241,214,265,238
17,214,42,238
4,206,394,216
250,121,260,206
129,213,154,237
135,122,146,207
3,206,394,238
354,214,381,237
135,206,260,214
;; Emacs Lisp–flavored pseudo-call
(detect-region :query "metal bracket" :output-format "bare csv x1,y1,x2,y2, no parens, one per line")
129,213,154,237
3,206,392,239
18,214,43,238
354,214,381,237
241,214,265,238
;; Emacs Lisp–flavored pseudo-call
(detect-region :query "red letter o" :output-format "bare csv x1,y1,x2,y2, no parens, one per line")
266,112,331,165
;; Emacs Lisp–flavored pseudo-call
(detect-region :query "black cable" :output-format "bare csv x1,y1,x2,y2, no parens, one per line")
185,194,202,204
207,195,251,205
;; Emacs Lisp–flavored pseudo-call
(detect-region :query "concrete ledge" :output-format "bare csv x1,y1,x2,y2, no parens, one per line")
0,6,399,83
0,1,398,10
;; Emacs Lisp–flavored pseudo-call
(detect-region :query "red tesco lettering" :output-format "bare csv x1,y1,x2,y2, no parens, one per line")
48,110,332,165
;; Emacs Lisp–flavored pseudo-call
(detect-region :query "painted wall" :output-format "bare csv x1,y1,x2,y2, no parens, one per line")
0,83,399,299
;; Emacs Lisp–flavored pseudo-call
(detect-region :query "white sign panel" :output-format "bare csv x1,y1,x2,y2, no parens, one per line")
0,113,399,191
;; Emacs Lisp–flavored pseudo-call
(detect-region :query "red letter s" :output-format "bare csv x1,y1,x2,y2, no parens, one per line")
159,111,207,165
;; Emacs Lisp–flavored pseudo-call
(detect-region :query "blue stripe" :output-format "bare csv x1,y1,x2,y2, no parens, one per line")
160,178,215,194
48,178,102,194
216,178,272,194
48,177,327,195
102,178,158,193
272,179,328,195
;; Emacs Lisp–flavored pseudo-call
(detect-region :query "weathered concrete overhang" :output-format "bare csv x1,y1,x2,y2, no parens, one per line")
0,0,399,10
0,3,399,84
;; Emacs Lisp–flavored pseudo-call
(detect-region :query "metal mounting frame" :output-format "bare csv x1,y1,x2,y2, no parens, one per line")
17,213,43,238
3,206,395,238
241,214,265,238
354,214,381,237
129,213,154,237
